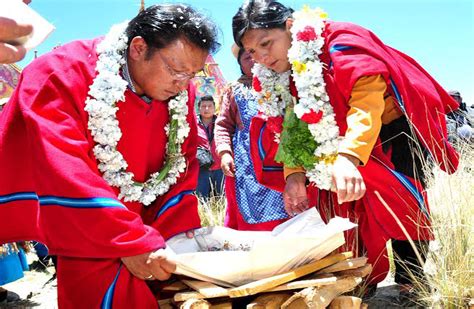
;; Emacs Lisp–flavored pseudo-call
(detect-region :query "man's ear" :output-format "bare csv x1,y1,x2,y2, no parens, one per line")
128,36,148,61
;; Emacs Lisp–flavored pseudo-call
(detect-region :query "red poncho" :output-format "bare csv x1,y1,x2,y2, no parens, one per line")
0,38,201,258
250,21,458,284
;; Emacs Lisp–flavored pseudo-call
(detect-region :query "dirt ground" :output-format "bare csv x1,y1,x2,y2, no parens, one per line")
1,255,410,308
1,266,57,308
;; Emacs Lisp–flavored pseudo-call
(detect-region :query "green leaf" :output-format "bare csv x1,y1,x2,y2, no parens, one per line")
275,108,318,170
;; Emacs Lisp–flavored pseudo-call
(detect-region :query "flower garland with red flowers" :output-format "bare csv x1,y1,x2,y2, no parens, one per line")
252,6,340,190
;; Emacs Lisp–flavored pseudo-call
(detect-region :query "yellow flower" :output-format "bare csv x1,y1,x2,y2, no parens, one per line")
323,154,337,165
293,61,307,74
299,6,328,20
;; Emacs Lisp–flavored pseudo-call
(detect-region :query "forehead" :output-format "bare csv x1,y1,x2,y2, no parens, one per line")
241,28,281,49
200,100,214,106
158,37,208,70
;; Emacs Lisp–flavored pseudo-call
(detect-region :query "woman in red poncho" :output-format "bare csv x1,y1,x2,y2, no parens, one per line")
232,0,459,297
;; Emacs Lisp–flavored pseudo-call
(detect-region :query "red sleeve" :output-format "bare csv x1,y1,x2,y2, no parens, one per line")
214,85,240,156
0,42,164,258
249,115,286,192
142,86,201,240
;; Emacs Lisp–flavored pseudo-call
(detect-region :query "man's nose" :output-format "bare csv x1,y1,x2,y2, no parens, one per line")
174,79,189,92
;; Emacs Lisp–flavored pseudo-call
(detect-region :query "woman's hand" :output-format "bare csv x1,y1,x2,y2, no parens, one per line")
283,172,309,216
332,154,366,204
220,152,235,177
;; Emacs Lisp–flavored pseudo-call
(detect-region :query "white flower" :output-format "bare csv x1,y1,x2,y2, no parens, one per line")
252,6,340,190
85,22,191,206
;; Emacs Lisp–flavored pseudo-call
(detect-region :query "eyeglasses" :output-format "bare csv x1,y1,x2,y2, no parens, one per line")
157,51,196,81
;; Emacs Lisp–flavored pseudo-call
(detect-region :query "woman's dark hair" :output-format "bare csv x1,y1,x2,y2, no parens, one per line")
232,0,293,47
126,4,220,59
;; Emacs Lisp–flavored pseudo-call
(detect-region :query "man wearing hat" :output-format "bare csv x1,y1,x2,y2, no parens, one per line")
447,90,473,142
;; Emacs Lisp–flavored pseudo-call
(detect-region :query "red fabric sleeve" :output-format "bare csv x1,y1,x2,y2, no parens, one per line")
325,21,458,173
248,115,286,192
0,40,164,258
214,84,241,156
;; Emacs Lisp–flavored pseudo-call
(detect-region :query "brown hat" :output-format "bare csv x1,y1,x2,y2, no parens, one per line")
231,43,240,59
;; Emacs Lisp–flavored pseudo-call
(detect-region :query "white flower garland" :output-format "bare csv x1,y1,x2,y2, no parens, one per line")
252,65,292,117
84,22,190,206
252,7,340,190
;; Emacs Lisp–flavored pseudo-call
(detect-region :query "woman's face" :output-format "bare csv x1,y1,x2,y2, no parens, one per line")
239,50,255,77
240,24,292,73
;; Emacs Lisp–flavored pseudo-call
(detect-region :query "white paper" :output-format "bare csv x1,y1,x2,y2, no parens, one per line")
166,208,357,287
0,0,55,50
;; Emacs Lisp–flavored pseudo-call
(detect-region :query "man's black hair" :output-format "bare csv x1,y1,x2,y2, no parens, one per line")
126,4,220,59
198,95,215,107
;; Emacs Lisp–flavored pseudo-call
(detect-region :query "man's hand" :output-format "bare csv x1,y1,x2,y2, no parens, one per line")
185,230,195,238
283,172,309,216
146,249,177,281
220,152,235,177
332,154,366,204
0,17,32,64
121,249,176,281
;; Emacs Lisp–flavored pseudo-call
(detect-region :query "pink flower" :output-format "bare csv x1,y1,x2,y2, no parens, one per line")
253,76,262,92
296,26,317,42
267,116,284,134
301,110,323,124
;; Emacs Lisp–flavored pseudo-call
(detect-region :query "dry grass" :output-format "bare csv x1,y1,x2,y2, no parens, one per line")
406,141,474,308
378,118,474,307
197,192,226,227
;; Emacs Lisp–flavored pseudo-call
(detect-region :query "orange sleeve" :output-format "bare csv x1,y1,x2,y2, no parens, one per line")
381,95,403,125
283,166,306,180
338,75,387,165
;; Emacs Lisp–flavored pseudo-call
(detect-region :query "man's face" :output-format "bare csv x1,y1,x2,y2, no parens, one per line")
199,100,215,119
128,36,208,101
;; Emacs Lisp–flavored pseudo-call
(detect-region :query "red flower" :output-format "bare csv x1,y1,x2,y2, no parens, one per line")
301,110,323,124
253,76,262,92
289,76,298,98
267,116,284,134
296,26,317,42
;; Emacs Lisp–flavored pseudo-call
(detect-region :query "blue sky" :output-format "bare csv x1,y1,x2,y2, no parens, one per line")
20,0,473,105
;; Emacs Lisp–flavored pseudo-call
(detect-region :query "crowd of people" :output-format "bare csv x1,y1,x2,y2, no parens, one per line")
0,0,469,307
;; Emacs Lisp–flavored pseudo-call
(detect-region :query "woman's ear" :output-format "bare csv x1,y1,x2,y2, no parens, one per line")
286,18,294,31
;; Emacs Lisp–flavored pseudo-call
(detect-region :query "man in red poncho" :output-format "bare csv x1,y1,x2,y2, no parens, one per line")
0,4,220,308
232,0,459,299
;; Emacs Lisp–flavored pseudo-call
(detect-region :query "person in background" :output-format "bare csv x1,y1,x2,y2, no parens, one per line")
214,44,288,231
447,90,473,142
196,95,224,198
